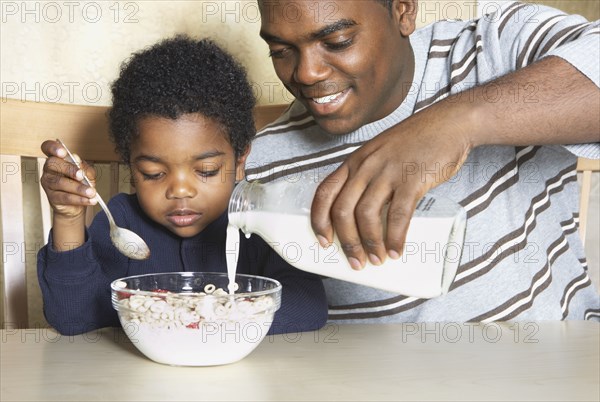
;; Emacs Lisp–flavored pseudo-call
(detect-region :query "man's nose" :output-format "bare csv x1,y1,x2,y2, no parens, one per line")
293,48,331,86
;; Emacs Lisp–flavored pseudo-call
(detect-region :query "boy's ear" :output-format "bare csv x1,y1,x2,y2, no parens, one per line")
235,144,251,182
392,0,417,37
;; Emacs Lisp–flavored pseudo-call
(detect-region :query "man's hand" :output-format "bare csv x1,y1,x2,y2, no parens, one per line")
311,109,472,270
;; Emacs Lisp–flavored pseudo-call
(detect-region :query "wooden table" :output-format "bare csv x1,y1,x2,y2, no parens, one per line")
1,322,598,401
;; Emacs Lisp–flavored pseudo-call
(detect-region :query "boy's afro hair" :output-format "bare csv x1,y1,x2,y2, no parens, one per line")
109,35,256,163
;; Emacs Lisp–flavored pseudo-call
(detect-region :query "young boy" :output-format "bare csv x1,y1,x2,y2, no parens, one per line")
37,35,328,335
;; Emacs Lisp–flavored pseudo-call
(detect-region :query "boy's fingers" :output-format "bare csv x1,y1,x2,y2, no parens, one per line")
41,139,67,159
78,158,97,184
65,152,96,186
42,145,96,186
48,189,97,207
44,156,80,181
42,168,95,196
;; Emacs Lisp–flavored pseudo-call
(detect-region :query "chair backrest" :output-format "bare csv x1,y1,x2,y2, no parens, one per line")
0,98,287,329
577,157,600,244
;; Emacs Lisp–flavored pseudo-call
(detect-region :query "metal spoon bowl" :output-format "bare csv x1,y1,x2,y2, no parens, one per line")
57,139,150,260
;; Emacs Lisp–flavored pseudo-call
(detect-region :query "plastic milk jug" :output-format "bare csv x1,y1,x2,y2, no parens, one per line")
228,178,467,298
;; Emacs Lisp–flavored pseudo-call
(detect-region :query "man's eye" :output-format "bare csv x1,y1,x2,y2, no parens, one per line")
141,172,163,181
268,47,289,59
325,38,353,51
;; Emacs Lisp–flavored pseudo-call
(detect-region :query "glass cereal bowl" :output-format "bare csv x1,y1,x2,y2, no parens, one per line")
111,272,282,366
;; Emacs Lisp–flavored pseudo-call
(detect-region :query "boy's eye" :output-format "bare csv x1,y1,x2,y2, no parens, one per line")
198,162,222,178
141,172,164,181
198,169,219,178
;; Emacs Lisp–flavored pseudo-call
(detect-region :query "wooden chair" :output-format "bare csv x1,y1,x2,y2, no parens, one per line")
0,98,287,329
577,157,600,244
1,98,598,328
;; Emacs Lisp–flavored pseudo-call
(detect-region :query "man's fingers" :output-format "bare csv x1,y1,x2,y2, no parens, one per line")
326,166,378,270
313,173,371,269
354,180,391,266
385,192,418,259
311,167,348,246
330,188,367,270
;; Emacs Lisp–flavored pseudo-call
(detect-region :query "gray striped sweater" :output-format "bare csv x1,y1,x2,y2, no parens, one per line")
246,2,600,322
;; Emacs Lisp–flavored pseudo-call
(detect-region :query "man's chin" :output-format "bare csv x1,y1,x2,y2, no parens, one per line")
314,116,361,136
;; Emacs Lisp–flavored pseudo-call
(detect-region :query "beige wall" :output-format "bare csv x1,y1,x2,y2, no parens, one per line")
2,1,598,106
0,0,481,108
528,0,599,19
1,1,598,327
1,0,286,106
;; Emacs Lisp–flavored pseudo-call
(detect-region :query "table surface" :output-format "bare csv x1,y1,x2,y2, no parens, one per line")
1,322,599,401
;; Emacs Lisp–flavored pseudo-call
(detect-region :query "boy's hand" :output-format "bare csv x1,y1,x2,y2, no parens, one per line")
40,139,98,220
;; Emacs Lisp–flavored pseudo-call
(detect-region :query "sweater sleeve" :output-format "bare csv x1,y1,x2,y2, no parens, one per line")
37,228,120,335
36,194,139,335
475,1,599,78
476,1,600,158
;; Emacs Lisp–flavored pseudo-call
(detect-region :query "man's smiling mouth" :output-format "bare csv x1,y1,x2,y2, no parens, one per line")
312,90,345,104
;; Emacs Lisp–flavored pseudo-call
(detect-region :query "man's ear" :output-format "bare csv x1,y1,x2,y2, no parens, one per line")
392,0,417,37
235,144,251,182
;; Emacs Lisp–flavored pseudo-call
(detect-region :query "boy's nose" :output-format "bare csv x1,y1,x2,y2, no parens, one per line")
166,175,197,199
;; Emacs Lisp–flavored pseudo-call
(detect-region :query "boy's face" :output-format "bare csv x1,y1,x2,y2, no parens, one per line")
130,113,246,238
260,0,416,135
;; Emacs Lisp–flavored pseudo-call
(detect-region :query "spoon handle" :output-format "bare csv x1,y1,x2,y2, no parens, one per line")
56,139,117,227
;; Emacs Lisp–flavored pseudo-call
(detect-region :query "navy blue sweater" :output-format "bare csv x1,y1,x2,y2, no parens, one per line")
37,193,327,335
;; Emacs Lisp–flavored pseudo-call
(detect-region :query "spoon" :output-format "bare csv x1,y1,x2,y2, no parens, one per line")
57,139,151,260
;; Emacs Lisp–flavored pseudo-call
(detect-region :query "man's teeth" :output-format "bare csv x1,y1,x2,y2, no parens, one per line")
313,91,343,104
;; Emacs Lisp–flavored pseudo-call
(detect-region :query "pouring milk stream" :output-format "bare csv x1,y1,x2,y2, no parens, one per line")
226,178,467,298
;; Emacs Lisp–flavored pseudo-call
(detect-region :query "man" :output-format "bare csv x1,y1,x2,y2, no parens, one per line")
246,0,600,321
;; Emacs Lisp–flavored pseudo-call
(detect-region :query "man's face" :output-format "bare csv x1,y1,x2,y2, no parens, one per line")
260,0,416,135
